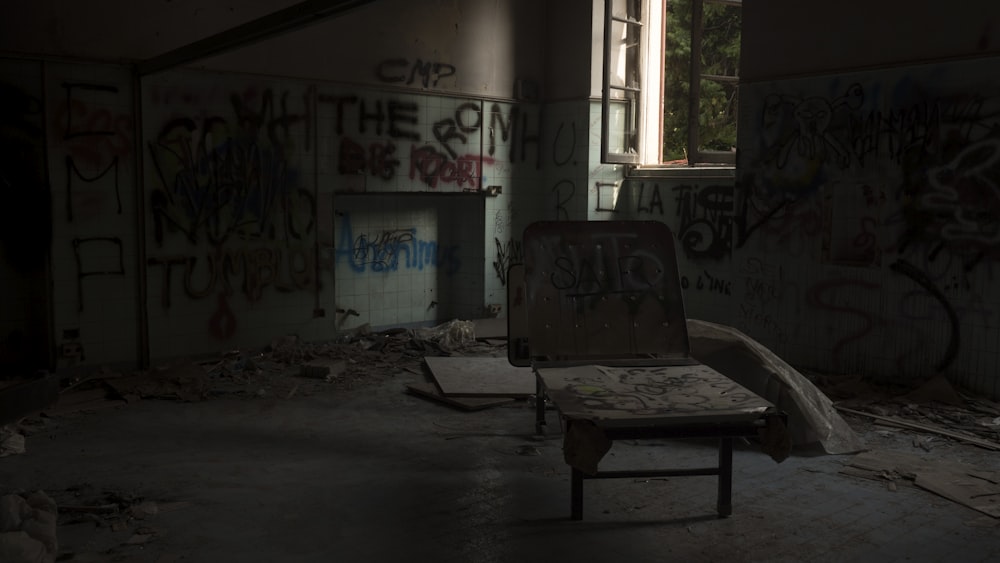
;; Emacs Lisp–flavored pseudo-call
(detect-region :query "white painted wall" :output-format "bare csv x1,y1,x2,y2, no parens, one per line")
0,0,645,371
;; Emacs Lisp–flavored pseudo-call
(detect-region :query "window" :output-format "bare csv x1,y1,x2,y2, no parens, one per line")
602,0,643,164
602,0,742,167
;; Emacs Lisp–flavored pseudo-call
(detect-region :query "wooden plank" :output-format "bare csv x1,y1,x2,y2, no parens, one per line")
424,356,534,397
406,381,515,411
844,449,1000,517
915,471,1000,518
472,318,507,340
836,406,1000,451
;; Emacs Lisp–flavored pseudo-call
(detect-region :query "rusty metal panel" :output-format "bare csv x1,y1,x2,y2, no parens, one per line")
522,220,689,361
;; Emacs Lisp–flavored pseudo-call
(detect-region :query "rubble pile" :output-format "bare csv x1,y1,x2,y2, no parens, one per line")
0,491,58,563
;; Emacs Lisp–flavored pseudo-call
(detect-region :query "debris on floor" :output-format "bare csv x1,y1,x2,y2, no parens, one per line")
826,374,1000,451
836,405,1000,451
841,449,1000,518
13,321,509,431
413,319,476,351
0,426,25,457
42,484,193,560
299,358,347,381
0,490,58,563
103,362,212,403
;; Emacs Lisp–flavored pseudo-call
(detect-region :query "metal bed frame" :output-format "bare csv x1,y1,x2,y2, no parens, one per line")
508,220,786,520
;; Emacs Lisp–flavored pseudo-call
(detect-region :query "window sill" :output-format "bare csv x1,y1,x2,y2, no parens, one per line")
625,164,736,180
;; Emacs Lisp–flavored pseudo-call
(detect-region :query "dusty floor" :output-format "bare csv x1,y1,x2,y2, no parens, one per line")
3,332,1000,563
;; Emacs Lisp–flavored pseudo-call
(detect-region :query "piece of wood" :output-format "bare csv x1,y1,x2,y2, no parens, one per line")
836,406,1000,451
424,356,534,397
472,318,507,340
843,449,1000,517
406,381,515,411
838,465,915,486
915,470,1000,518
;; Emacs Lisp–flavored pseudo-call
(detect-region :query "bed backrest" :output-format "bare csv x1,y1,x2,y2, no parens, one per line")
520,220,690,363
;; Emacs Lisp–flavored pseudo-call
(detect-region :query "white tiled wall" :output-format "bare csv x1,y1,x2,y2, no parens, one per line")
333,195,485,329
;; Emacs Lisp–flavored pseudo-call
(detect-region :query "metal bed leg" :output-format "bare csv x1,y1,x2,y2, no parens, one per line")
571,467,583,520
535,376,546,434
717,437,733,517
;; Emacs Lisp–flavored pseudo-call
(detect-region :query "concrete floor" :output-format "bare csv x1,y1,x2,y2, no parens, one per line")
3,371,1000,563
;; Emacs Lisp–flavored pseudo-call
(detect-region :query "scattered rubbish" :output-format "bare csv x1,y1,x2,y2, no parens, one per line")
515,445,541,456
44,485,190,560
913,436,935,452
124,527,159,545
413,319,476,351
102,362,211,403
299,359,346,380
836,406,1000,451
0,490,58,563
842,450,1000,518
127,501,158,520
0,426,26,457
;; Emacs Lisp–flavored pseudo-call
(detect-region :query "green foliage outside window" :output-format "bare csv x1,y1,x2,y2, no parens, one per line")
663,0,741,163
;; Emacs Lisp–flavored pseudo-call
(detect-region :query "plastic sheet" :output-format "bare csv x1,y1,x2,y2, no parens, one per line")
687,319,865,455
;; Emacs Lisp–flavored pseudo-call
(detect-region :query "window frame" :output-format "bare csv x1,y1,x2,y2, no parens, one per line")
686,0,740,166
601,0,644,165
601,0,741,170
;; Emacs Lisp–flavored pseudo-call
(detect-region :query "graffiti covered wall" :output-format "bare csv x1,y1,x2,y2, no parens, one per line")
608,176,737,326
142,69,555,358
45,62,140,369
737,56,1000,399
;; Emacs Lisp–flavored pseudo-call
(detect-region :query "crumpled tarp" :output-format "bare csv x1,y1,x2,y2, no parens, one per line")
687,319,865,455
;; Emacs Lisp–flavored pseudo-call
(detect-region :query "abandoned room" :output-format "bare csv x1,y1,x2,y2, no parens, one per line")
2,0,1000,561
